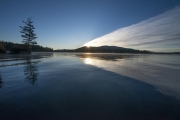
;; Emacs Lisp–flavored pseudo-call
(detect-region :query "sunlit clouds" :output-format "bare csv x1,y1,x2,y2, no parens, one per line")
83,6,180,52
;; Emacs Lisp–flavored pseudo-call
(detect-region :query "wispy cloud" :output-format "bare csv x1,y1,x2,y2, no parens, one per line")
83,6,180,52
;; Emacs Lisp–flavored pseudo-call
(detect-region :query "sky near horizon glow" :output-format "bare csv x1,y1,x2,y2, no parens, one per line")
0,0,180,52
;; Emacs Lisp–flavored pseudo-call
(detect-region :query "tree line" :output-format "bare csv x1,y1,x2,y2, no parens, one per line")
0,41,53,53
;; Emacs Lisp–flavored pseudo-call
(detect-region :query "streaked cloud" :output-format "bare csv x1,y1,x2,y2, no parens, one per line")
83,6,180,52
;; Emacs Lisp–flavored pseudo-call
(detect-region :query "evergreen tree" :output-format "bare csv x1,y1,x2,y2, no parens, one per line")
0,40,6,53
19,17,38,53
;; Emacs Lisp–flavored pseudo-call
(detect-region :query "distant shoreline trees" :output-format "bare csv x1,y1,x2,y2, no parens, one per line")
0,41,6,53
0,41,53,53
19,17,38,53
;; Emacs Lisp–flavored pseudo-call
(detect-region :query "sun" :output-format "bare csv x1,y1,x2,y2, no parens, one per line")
83,42,93,48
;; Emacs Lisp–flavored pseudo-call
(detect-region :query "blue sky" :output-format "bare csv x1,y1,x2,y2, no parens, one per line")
0,0,180,51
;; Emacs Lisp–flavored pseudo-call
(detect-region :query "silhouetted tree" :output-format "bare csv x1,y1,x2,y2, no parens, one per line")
0,41,6,53
19,17,38,53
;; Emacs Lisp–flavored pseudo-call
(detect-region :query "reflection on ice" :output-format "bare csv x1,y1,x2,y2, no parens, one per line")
24,56,40,85
0,73,2,88
79,53,180,99
0,53,180,119
0,53,53,85
0,52,53,67
84,58,93,64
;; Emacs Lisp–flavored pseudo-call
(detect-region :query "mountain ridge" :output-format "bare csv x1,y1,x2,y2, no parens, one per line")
75,46,152,53
54,45,153,53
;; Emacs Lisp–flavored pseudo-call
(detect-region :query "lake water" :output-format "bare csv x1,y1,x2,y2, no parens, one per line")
0,53,180,120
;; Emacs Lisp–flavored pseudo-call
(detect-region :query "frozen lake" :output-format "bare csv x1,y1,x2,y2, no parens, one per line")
0,53,180,119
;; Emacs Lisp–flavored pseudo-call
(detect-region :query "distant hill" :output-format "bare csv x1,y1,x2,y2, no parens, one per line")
74,46,153,53
54,46,153,53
